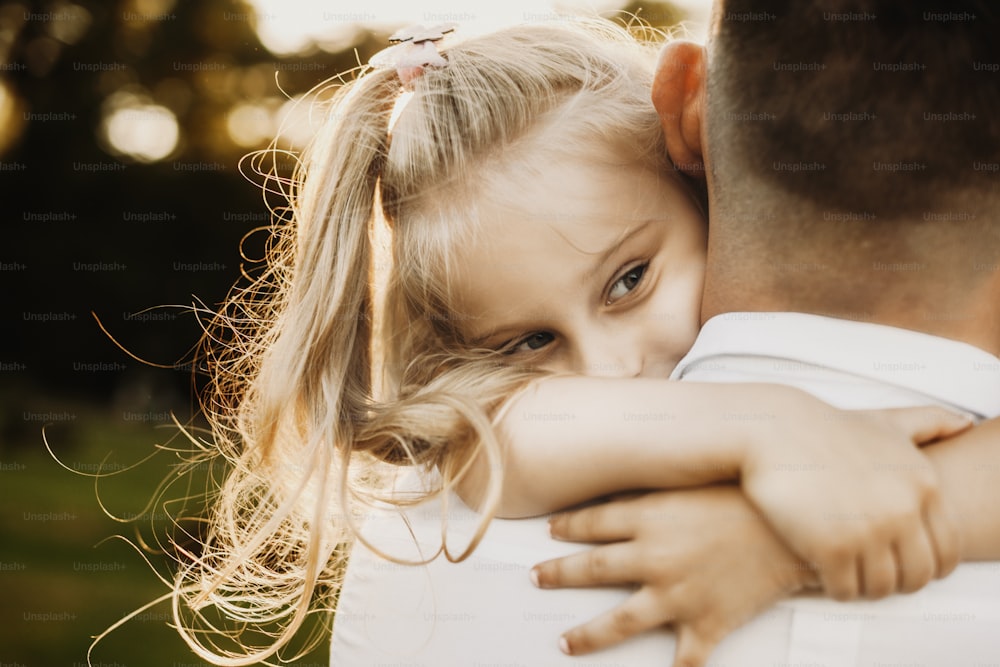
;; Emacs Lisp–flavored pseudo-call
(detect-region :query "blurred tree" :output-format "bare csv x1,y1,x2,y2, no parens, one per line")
1,0,396,444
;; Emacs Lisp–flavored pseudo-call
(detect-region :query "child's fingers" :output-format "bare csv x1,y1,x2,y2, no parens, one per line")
860,543,898,599
532,543,642,589
559,587,668,656
821,552,861,601
549,501,637,543
672,624,720,667
893,521,935,593
924,494,961,579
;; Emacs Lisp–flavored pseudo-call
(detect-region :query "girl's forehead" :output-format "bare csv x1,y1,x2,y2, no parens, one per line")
479,154,674,246
448,157,684,322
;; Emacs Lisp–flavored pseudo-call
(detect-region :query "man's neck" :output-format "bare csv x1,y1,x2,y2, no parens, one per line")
701,212,1000,357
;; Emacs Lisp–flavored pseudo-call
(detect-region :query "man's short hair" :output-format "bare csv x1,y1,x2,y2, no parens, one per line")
709,0,1000,219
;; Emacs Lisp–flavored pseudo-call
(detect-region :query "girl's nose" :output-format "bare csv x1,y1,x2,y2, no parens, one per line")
574,331,644,378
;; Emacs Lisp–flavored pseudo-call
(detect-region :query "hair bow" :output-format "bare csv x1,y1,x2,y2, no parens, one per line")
370,23,457,88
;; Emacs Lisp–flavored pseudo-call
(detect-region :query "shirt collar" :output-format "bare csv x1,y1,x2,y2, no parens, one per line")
672,312,1000,419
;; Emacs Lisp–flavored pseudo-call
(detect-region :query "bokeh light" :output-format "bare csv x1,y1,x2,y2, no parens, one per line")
245,0,367,56
100,94,180,162
44,2,91,44
226,99,278,147
241,0,709,56
0,80,21,154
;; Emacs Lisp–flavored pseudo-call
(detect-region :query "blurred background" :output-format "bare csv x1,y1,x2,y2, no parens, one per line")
0,0,706,664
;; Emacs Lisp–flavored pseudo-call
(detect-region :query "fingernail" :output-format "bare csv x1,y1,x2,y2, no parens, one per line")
530,567,540,587
559,636,571,655
957,411,977,423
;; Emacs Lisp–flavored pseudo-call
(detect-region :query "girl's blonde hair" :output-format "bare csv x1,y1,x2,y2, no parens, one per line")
175,18,669,665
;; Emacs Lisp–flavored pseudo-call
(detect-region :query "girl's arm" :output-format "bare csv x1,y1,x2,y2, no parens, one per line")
466,376,967,520
455,374,971,599
924,416,1000,560
459,376,750,517
533,419,1000,662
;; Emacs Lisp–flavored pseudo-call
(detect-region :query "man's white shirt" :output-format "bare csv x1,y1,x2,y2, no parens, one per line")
331,313,1000,666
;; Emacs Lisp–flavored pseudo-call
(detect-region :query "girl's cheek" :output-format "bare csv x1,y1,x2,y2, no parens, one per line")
658,265,703,356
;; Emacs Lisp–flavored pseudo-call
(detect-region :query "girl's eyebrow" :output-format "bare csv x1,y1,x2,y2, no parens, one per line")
468,310,545,348
582,218,656,282
469,326,520,348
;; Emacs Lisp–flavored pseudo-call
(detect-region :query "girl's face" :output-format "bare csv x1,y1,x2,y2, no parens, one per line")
453,152,707,378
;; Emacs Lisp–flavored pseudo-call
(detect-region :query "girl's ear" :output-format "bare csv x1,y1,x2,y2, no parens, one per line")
652,41,707,179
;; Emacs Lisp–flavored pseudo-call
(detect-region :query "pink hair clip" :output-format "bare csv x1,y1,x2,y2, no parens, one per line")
370,23,457,88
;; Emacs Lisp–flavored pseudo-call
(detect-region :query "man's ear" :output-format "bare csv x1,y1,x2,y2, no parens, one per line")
652,41,707,179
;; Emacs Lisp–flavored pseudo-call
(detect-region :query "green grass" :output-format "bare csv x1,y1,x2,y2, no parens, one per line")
0,401,331,667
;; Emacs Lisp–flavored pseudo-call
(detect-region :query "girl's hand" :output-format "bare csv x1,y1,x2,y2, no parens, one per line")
532,486,817,666
741,399,971,600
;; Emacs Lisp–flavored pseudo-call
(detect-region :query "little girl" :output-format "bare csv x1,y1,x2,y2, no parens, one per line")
172,18,973,666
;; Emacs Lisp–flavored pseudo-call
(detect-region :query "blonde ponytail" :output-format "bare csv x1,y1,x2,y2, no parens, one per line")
172,70,400,665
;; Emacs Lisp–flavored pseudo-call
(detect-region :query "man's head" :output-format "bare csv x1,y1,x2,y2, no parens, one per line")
706,0,1000,221
653,1,1000,343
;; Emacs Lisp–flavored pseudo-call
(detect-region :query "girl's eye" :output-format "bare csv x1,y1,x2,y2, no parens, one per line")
503,331,554,355
606,262,648,304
